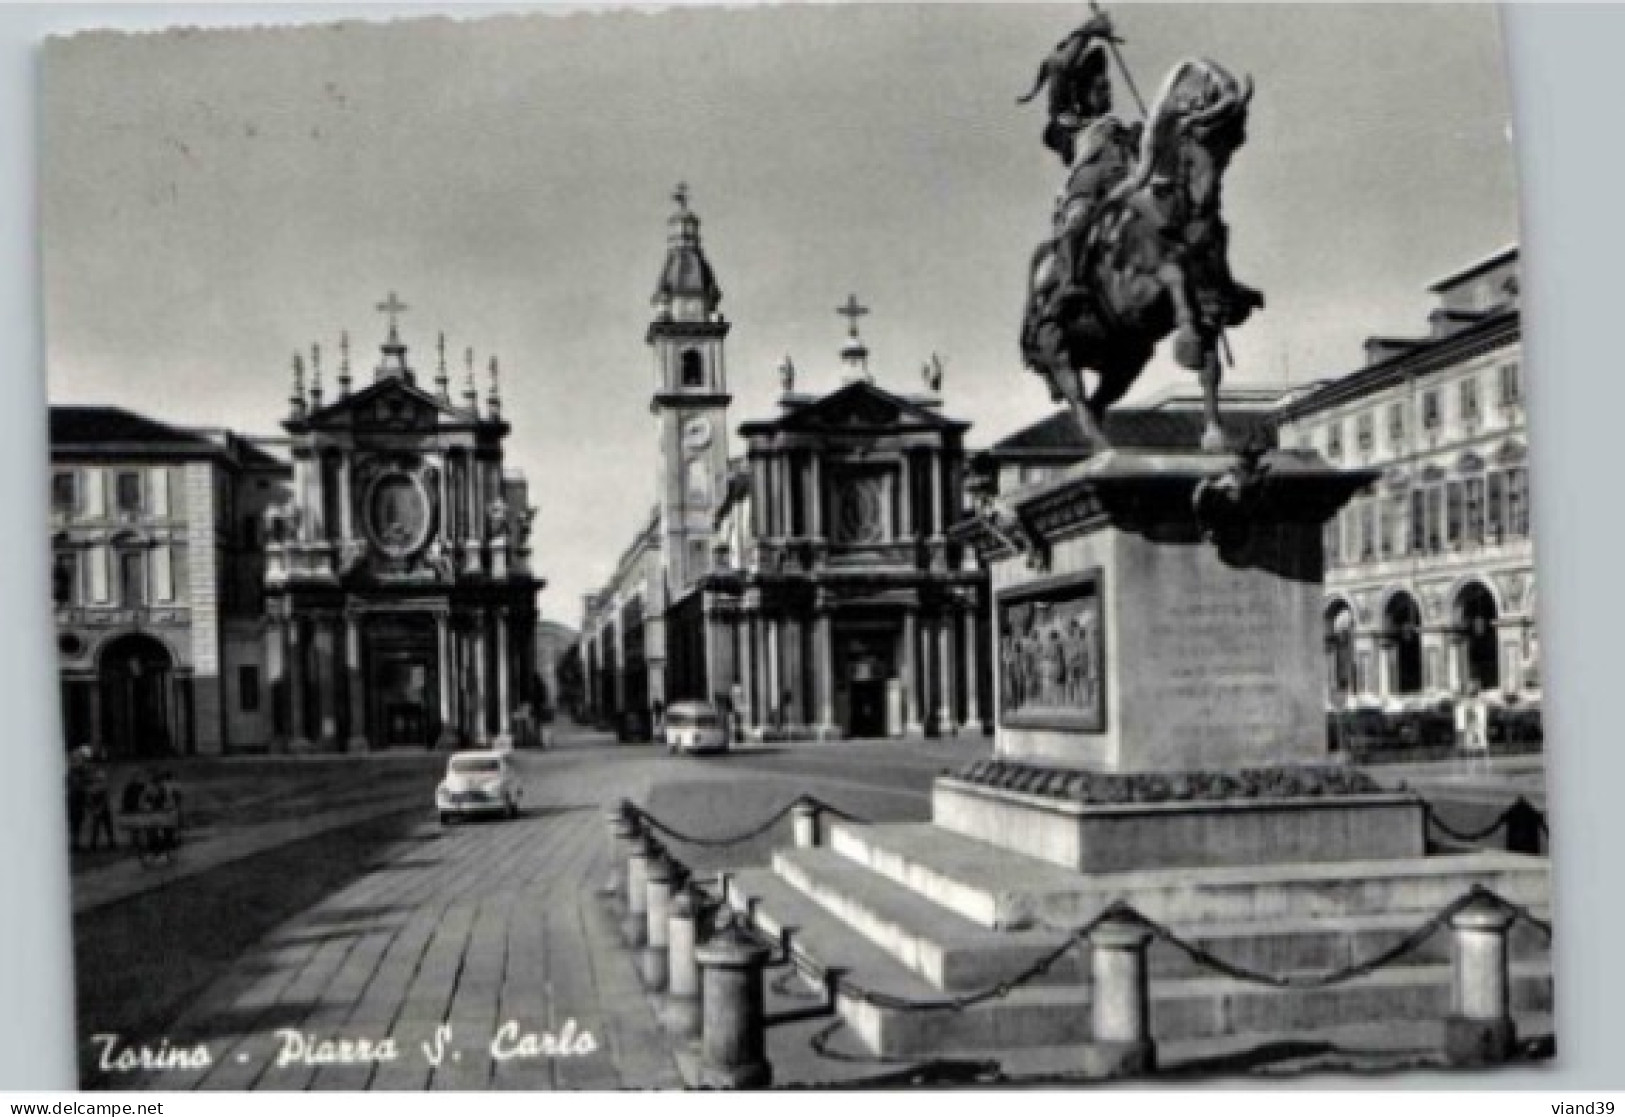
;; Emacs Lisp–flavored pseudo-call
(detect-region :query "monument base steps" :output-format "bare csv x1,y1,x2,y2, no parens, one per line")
727,820,1552,1060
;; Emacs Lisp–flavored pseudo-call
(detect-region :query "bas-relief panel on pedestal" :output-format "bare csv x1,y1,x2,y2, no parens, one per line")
997,569,1105,732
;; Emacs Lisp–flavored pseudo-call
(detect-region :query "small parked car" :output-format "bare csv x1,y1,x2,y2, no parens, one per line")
436,750,523,824
664,700,729,756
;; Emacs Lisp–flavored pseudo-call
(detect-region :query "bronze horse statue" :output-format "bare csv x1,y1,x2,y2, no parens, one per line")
1021,57,1264,451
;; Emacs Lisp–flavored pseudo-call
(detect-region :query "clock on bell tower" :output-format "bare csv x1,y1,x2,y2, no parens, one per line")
647,184,732,591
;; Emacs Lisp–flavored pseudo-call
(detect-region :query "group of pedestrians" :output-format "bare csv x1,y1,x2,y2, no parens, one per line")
65,747,182,854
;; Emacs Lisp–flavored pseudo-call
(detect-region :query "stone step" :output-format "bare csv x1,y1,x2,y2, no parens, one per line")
772,843,1549,990
827,820,1551,930
725,868,1095,1057
770,847,1086,991
726,868,1553,1058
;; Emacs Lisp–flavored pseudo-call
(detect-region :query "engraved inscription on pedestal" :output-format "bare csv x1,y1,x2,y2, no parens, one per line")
997,568,1105,732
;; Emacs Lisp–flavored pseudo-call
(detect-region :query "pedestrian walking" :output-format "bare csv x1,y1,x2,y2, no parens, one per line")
65,748,91,851
85,763,116,851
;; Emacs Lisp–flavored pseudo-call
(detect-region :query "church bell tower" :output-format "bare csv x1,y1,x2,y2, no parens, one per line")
647,184,732,591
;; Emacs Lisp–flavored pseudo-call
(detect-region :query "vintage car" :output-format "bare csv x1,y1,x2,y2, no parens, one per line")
663,700,730,756
436,750,523,824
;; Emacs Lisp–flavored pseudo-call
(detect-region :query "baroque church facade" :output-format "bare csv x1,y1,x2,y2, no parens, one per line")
262,305,544,751
580,190,990,740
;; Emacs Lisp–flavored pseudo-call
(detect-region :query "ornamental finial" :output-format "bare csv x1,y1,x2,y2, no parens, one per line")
309,343,324,409
435,331,450,400
338,331,352,397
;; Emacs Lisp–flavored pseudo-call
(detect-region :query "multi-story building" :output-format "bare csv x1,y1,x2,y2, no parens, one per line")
580,189,989,740
1274,245,1537,710
50,406,290,758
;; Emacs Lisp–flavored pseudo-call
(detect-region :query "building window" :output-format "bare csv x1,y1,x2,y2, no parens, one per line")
1356,413,1374,455
1426,487,1444,554
1410,489,1426,553
1382,493,1406,559
115,471,143,516
1388,403,1406,450
1358,500,1375,561
1324,517,1341,568
238,665,261,713
1486,472,1505,540
1445,481,1464,548
1464,477,1485,546
1325,422,1343,461
52,472,77,515
52,551,79,606
117,549,146,607
680,349,705,389
1507,466,1529,537
1421,390,1441,432
1498,362,1521,407
1459,377,1481,430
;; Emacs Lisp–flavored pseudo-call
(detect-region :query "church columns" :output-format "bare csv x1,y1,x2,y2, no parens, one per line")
344,612,368,752
936,611,956,735
930,451,945,541
809,454,824,541
963,604,982,732
462,453,482,575
314,616,339,749
287,619,311,750
901,607,922,736
436,613,456,748
473,610,490,745
737,611,757,734
265,617,286,742
815,604,836,740
899,454,914,539
749,456,766,540
766,615,782,731
494,609,513,748
338,455,355,545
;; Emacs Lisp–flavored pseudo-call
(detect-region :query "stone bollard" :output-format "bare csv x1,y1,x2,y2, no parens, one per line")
695,914,772,1089
1445,892,1519,1065
600,803,639,901
664,890,703,1041
621,837,652,949
1504,797,1545,856
641,854,676,992
1084,912,1157,1078
791,798,821,849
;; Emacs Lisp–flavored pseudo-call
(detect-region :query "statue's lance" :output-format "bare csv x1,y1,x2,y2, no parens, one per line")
1090,0,1147,119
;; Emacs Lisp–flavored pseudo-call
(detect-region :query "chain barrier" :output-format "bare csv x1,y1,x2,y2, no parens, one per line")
1423,797,1547,846
629,795,869,848
657,840,1545,1019
632,801,799,848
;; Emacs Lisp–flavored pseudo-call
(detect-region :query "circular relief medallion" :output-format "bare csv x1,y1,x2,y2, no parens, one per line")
365,471,433,558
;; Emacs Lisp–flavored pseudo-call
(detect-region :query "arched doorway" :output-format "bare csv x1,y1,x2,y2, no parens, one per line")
1324,602,1356,703
1383,592,1424,696
1455,582,1500,692
98,633,177,760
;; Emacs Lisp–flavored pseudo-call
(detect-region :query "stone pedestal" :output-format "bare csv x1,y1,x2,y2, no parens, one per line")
973,450,1371,773
951,449,1384,867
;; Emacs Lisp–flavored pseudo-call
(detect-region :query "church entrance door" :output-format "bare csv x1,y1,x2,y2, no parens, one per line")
367,616,439,749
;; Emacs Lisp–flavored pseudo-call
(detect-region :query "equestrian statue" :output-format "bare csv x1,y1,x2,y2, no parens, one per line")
1019,8,1264,451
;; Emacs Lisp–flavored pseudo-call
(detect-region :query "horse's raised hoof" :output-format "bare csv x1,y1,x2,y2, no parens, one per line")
1173,327,1205,371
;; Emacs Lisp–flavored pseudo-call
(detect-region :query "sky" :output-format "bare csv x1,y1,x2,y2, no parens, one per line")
40,3,1520,628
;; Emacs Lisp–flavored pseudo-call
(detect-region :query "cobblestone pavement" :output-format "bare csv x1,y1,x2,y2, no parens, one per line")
81,728,972,1090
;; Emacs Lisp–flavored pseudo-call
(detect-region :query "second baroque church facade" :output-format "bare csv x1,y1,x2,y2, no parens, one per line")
580,190,991,740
